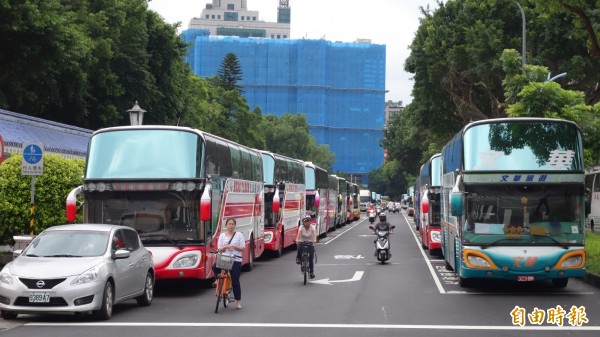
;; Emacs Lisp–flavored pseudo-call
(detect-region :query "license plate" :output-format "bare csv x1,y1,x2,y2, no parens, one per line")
29,293,50,303
517,275,535,282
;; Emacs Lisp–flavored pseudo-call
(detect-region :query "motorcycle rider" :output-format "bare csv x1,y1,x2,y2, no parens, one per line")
367,203,377,223
372,212,392,234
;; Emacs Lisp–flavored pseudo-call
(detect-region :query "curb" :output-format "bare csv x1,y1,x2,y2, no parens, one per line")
584,271,600,289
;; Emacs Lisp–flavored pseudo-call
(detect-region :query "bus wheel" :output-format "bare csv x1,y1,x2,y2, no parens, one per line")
242,239,255,272
552,278,568,288
458,276,471,288
274,230,284,258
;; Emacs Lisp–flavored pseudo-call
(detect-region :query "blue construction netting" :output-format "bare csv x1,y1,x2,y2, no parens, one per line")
182,30,385,180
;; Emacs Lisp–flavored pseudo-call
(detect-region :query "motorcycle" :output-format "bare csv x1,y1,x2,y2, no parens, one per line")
368,209,377,224
369,225,395,263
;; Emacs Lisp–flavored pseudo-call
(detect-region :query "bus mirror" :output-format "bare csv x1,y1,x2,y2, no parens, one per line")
273,187,280,213
315,191,320,208
421,194,429,214
450,192,463,217
200,185,211,221
65,186,83,223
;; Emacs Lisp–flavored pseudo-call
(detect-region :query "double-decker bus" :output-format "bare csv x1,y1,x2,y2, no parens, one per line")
417,153,442,256
304,162,331,238
441,118,586,288
261,151,305,257
66,125,265,280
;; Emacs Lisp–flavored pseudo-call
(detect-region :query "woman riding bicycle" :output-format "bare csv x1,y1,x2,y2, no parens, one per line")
212,218,245,309
295,214,317,279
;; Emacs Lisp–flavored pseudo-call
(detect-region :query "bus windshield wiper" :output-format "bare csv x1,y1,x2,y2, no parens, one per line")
530,234,570,249
481,238,514,249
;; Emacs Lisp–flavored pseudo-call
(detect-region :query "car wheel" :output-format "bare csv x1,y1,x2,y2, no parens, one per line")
93,281,114,320
136,271,154,306
1,310,17,319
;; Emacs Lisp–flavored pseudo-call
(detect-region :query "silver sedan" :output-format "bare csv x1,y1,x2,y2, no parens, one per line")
0,224,154,320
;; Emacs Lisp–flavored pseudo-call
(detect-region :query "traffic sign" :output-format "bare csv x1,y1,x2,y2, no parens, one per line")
22,142,44,175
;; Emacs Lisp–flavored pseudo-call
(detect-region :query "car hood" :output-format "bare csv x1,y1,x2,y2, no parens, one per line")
7,256,106,278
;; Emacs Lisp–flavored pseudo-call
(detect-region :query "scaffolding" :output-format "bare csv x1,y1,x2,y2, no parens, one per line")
182,30,386,178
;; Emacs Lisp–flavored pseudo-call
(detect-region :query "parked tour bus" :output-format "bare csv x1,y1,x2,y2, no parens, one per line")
584,165,600,232
345,181,354,223
413,175,422,230
327,174,339,231
304,161,331,238
351,183,360,220
334,175,348,228
440,118,586,288
417,153,443,255
261,151,305,257
66,125,265,280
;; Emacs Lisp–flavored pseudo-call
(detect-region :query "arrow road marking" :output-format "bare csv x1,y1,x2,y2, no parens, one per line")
310,271,364,285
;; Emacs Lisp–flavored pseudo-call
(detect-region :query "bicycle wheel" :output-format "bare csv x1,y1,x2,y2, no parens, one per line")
215,277,225,313
302,256,308,285
222,274,232,308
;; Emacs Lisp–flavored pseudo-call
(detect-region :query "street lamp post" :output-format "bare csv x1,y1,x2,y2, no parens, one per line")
127,101,146,126
514,1,526,66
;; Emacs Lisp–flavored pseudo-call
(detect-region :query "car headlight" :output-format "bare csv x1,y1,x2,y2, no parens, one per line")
431,231,441,242
0,266,14,285
173,254,199,268
71,265,101,286
466,255,491,268
560,255,583,268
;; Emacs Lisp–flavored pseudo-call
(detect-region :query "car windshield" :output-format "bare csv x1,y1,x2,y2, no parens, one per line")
463,184,584,246
24,230,109,257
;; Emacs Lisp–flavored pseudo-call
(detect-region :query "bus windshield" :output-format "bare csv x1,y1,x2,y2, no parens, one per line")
463,122,583,171
86,129,201,179
85,191,204,245
463,184,584,246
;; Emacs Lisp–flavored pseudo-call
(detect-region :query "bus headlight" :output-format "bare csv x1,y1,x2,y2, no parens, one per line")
264,232,273,243
172,253,200,268
431,231,441,242
463,249,498,269
467,255,491,268
560,256,583,268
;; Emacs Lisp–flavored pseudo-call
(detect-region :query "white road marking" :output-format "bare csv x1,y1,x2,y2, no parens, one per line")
401,212,446,294
25,322,600,330
310,271,364,285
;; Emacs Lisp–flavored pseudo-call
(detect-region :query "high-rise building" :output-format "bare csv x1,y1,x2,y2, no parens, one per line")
182,1,385,182
188,0,290,39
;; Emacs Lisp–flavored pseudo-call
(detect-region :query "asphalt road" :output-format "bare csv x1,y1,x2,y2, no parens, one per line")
1,210,599,337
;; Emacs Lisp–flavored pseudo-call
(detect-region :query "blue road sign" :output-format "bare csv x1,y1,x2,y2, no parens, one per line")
23,144,43,164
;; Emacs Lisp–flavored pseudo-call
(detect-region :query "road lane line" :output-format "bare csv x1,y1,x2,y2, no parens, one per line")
401,212,446,294
25,322,600,330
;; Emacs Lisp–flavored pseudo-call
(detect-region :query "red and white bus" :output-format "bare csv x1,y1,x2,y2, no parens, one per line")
66,125,265,280
331,175,348,228
417,153,442,255
261,151,305,257
304,162,331,238
327,174,339,232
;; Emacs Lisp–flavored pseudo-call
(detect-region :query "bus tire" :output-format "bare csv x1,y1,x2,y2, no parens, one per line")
552,278,568,288
274,230,284,258
458,276,471,288
242,238,255,272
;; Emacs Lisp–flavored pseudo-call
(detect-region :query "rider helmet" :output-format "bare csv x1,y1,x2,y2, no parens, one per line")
379,212,387,220
302,214,312,222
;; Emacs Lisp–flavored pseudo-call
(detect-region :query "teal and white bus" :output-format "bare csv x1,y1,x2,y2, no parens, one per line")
441,118,586,288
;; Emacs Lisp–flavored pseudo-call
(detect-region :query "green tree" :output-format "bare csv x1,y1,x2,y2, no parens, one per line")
217,52,244,92
261,113,335,171
0,155,84,244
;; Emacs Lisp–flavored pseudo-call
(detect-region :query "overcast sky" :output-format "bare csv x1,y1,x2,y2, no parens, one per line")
147,0,439,105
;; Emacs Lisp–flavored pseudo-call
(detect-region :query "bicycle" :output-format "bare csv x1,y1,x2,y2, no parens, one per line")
297,241,315,285
213,252,234,313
